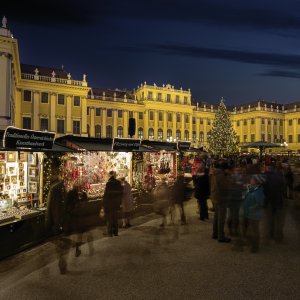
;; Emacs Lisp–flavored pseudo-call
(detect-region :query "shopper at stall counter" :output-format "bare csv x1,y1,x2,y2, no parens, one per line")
120,177,134,228
103,171,123,237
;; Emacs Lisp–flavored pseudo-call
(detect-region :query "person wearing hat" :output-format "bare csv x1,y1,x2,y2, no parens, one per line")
102,171,123,237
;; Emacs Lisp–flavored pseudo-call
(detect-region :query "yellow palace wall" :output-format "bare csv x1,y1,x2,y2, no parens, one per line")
2,30,300,153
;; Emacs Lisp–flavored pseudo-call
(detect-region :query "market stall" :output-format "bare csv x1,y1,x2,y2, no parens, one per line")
55,136,152,228
141,140,178,190
0,127,74,259
177,142,208,178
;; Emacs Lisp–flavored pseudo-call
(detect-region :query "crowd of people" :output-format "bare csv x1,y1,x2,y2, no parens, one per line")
46,154,295,263
148,155,294,253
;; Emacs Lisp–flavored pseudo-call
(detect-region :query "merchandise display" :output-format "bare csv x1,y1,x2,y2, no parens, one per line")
143,151,176,189
0,151,43,224
63,151,131,199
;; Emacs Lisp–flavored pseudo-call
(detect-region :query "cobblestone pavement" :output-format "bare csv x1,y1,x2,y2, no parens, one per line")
0,199,299,300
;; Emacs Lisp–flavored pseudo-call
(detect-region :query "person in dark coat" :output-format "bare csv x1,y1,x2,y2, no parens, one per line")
210,162,231,243
102,171,123,237
264,165,286,242
227,166,245,236
285,166,294,199
194,166,210,221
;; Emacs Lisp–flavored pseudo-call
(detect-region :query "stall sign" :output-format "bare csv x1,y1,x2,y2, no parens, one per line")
113,138,140,151
3,127,55,149
177,141,191,151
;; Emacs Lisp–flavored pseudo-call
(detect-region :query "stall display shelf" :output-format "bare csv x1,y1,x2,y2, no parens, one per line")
1,207,40,221
0,212,15,224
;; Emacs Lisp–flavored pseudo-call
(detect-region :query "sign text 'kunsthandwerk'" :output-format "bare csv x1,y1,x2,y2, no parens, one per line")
4,127,55,149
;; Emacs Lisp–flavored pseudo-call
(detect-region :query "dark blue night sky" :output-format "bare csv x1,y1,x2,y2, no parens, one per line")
3,0,300,105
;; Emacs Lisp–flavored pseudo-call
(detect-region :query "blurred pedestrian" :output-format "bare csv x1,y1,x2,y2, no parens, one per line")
264,165,286,243
153,177,170,227
211,161,231,243
243,175,265,253
227,166,245,236
171,172,188,225
46,160,65,236
102,171,123,237
194,165,210,221
120,177,134,228
285,166,294,200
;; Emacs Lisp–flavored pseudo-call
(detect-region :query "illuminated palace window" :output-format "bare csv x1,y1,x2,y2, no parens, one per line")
167,129,172,140
199,132,204,142
148,128,154,139
184,130,189,141
158,128,163,140
176,130,181,140
192,131,196,141
138,127,143,139
106,125,113,138
117,126,123,138
95,125,101,138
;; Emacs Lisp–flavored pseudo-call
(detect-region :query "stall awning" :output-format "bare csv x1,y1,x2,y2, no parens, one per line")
43,142,78,152
141,140,178,151
55,135,113,151
184,147,207,153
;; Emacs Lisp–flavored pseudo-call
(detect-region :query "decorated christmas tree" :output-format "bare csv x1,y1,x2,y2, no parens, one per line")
208,98,238,156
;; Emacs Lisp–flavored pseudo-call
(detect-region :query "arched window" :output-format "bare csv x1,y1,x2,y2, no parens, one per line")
138,127,143,139
148,128,154,139
207,131,211,142
95,125,101,138
184,130,189,141
117,126,123,138
176,130,181,141
199,131,204,142
158,128,163,140
106,125,113,138
192,131,196,141
167,129,172,140
87,124,90,137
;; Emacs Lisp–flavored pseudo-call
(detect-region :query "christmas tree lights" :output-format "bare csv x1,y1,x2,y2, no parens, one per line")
208,98,238,156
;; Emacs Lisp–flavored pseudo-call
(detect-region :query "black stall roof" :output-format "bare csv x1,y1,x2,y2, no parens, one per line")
56,135,113,151
141,140,178,151
56,135,157,152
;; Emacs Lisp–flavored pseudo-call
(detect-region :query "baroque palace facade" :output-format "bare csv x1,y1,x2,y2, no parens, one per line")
1,18,300,152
